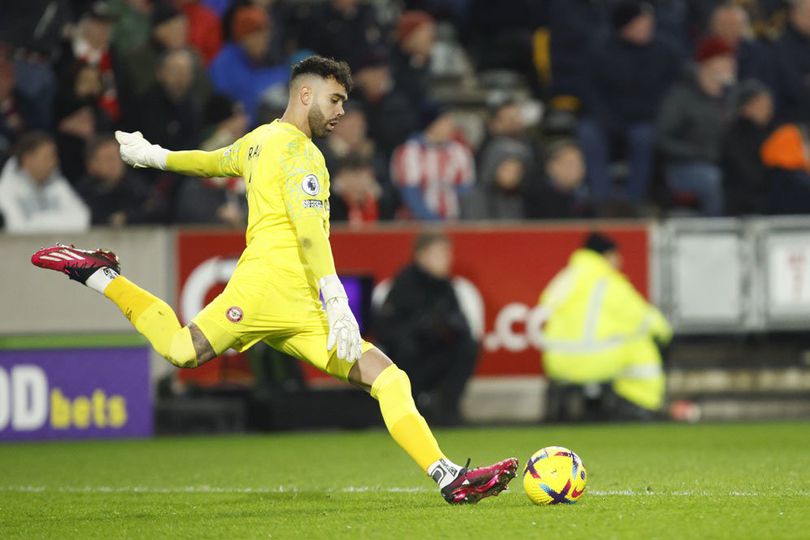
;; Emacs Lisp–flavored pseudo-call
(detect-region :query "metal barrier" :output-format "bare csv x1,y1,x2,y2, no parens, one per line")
655,217,810,333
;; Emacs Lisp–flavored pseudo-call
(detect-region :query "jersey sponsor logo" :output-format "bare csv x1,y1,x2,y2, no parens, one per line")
303,199,323,209
226,306,243,323
301,174,320,196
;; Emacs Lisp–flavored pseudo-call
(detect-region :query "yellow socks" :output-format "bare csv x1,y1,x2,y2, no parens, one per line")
104,277,197,368
371,365,447,472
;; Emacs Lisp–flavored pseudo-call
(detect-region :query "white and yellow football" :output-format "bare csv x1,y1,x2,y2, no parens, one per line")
523,446,587,505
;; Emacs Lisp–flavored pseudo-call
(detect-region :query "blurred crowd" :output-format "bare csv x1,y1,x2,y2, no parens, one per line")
2,0,810,233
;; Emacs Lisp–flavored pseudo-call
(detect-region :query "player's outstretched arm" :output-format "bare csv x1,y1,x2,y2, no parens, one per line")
115,131,241,178
293,215,362,362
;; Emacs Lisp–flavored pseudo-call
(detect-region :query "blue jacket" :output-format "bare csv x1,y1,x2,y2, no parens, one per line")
209,44,289,125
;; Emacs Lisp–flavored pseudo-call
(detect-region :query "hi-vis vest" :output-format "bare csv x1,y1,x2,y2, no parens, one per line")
538,249,672,356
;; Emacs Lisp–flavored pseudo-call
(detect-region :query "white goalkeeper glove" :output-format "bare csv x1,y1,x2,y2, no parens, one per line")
114,130,169,170
319,275,363,362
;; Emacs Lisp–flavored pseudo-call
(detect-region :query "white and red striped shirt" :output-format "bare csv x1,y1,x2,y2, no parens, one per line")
391,137,475,219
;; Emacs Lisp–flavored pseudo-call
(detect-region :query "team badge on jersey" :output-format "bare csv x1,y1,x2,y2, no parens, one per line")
301,174,320,196
226,306,243,323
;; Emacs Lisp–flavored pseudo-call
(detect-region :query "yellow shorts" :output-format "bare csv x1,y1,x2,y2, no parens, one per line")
191,272,373,381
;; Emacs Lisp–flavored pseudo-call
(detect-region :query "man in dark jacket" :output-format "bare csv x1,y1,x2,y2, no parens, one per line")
374,232,478,425
577,1,682,209
657,36,737,216
770,0,810,123
720,80,774,216
526,139,592,220
77,133,167,226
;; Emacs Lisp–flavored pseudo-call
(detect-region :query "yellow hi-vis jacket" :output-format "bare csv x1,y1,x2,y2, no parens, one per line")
537,249,673,411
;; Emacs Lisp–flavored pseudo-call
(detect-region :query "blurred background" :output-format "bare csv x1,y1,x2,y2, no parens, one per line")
2,0,810,441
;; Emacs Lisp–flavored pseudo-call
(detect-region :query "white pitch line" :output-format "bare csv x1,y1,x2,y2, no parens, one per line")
1,486,808,497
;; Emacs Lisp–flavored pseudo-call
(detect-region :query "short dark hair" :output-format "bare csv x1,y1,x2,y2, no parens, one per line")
413,230,450,256
583,232,618,254
14,131,54,161
85,133,118,163
291,55,353,94
544,138,582,162
335,153,373,173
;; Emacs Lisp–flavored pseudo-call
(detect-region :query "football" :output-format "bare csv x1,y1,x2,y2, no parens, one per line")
523,446,587,505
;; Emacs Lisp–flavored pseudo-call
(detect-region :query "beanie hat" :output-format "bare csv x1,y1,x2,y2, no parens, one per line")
695,36,736,63
583,232,618,254
151,2,182,28
397,10,434,43
231,6,269,42
611,1,652,31
419,101,448,131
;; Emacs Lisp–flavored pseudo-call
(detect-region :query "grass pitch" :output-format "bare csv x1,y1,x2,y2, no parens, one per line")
1,422,808,539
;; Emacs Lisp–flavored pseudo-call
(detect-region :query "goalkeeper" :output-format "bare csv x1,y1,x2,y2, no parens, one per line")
32,55,516,504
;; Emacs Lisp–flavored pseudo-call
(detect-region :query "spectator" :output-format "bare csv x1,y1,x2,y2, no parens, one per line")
116,1,211,107
174,178,246,226
56,2,120,122
391,10,437,110
54,63,114,183
172,92,247,227
77,133,167,226
352,50,419,158
198,93,249,151
299,0,383,71
317,102,395,207
320,102,374,162
127,48,202,150
525,139,592,220
477,99,538,170
391,105,475,221
209,5,288,126
109,0,152,55
657,37,737,217
770,0,810,123
221,0,295,62
761,123,810,215
462,137,531,220
708,2,770,85
578,1,682,209
374,231,478,425
537,232,672,420
0,131,90,233
546,0,609,106
721,79,774,216
0,48,46,165
174,0,223,65
329,153,390,226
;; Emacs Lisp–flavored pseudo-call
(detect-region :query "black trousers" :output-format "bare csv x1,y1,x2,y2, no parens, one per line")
387,335,479,424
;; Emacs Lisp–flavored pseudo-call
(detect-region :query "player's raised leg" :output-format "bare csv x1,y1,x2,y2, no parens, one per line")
349,347,518,504
31,243,220,368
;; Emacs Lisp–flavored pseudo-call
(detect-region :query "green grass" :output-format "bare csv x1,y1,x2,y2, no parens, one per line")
1,422,808,539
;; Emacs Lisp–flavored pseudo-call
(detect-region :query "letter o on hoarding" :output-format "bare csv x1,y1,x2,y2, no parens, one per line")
0,368,9,430
12,365,48,431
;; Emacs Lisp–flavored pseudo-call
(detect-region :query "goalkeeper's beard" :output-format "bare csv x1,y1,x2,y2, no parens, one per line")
308,105,333,138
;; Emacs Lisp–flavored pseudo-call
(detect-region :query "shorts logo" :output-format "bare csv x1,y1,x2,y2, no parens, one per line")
226,306,243,323
301,174,320,196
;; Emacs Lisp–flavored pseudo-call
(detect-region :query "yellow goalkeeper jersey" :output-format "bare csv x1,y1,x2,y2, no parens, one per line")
166,118,340,329
226,120,331,260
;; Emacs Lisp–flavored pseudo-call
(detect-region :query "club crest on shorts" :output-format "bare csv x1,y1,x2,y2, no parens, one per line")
226,306,243,323
301,174,320,196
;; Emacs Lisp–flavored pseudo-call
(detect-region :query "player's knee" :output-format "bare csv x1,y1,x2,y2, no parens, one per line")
370,365,411,400
165,327,198,369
